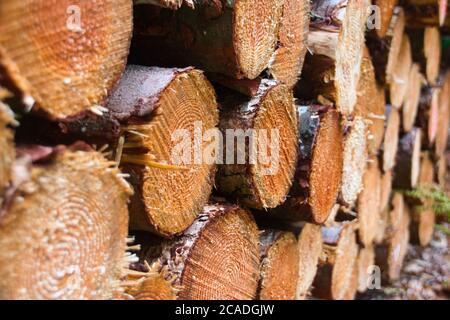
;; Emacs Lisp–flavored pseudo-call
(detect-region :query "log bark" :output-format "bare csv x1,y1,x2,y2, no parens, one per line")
402,64,423,132
267,0,310,87
138,204,261,300
357,245,375,293
0,0,132,120
0,144,133,299
380,105,400,172
296,0,370,115
105,65,219,237
339,116,368,207
407,27,441,85
357,158,382,247
393,128,422,189
312,222,359,300
389,35,412,108
371,1,399,38
354,49,386,156
257,231,299,300
409,152,436,247
403,0,448,27
216,81,298,209
296,223,323,300
415,86,440,147
366,6,405,84
0,101,15,204
131,0,284,80
435,71,450,158
273,105,343,224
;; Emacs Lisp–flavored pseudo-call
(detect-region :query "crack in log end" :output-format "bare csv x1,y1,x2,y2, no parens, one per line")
0,0,132,120
0,149,132,299
0,102,15,205
268,0,309,88
234,0,284,80
258,231,299,300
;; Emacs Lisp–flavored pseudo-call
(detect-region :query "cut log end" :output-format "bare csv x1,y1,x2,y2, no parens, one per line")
268,0,309,87
380,170,393,213
340,117,368,206
116,67,219,237
402,64,422,132
234,0,284,79
389,35,412,108
424,27,441,84
0,102,15,200
258,231,299,300
0,148,132,299
357,246,375,293
435,71,450,157
373,0,399,38
394,128,422,189
382,106,400,172
125,265,178,300
0,0,132,119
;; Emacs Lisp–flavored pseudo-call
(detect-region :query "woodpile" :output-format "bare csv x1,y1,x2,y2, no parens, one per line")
0,0,449,301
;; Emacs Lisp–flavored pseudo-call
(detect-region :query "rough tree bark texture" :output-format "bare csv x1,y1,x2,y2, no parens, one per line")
415,86,440,147
367,6,405,84
402,63,423,132
0,0,132,120
403,0,448,26
408,27,441,84
389,35,413,108
216,80,298,209
357,158,382,247
257,231,299,300
297,0,370,115
139,204,261,300
105,65,219,237
0,144,133,299
274,105,343,224
381,105,400,172
312,222,359,300
394,128,423,189
0,100,15,204
132,0,284,80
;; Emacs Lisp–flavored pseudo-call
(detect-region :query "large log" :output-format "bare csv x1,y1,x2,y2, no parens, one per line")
0,144,133,299
0,100,15,203
403,0,448,27
415,86,440,147
296,0,370,115
139,204,260,300
407,27,441,85
357,158,382,247
257,231,299,300
0,0,132,120
132,0,284,80
105,66,219,237
380,105,400,172
274,105,343,224
267,0,310,87
366,7,405,84
394,128,422,189
312,222,359,300
402,64,423,132
389,35,412,109
216,81,298,209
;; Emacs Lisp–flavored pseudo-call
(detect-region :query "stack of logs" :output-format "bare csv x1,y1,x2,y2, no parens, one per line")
0,0,449,300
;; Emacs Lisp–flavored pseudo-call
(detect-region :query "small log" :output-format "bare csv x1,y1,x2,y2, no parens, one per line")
132,0,284,80
258,231,299,300
296,0,370,115
296,223,323,300
312,222,359,300
376,202,410,282
415,86,440,147
354,50,386,156
106,65,219,237
139,204,260,300
407,27,441,85
216,81,298,209
0,144,133,299
340,117,368,207
380,105,400,172
357,246,375,293
273,105,343,224
393,128,422,189
435,71,450,157
366,7,405,84
0,0,132,120
389,35,412,109
402,64,423,132
380,170,393,213
371,0,399,38
267,0,310,87
0,101,15,202
357,158,382,247
403,0,448,27
409,152,436,247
